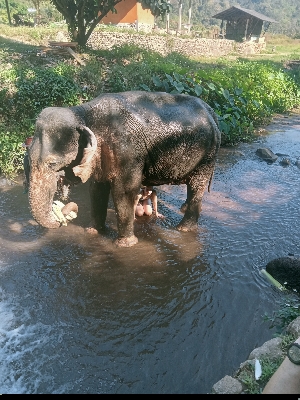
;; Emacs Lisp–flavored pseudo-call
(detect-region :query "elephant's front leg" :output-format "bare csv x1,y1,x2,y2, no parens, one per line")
111,183,139,248
89,180,110,232
177,162,215,232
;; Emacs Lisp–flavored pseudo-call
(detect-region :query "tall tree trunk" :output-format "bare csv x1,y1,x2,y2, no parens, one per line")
5,0,11,25
178,0,182,34
188,0,192,33
166,1,170,32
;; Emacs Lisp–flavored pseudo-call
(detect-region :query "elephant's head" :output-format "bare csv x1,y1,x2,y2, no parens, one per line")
28,107,97,228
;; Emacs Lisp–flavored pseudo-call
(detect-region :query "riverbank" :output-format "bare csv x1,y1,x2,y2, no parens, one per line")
211,110,300,394
211,316,300,394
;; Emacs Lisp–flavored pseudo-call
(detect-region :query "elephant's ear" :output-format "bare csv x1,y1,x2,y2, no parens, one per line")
72,126,97,183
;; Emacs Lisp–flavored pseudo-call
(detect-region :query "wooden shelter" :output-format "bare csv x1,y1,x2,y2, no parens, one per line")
212,6,277,41
103,0,154,26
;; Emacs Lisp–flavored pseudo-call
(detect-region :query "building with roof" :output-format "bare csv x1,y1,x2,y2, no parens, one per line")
102,0,154,31
212,6,277,42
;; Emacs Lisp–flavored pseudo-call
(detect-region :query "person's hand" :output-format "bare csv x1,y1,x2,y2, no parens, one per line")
155,212,165,219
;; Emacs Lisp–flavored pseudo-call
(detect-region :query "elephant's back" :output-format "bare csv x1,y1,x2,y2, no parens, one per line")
85,91,217,127
78,91,220,185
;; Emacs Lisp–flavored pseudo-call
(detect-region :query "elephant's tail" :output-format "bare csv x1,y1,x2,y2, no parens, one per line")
208,170,214,193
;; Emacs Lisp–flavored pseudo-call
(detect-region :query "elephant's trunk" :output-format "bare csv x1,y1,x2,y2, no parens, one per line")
28,167,60,228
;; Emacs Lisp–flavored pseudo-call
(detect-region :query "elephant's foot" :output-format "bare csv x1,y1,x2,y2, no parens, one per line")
85,226,99,235
176,221,198,232
180,202,188,213
85,218,107,234
114,235,138,248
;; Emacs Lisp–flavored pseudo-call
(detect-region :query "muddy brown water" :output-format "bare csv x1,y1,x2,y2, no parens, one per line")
1,114,300,394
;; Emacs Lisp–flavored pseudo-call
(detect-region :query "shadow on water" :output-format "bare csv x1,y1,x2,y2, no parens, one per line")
1,113,300,393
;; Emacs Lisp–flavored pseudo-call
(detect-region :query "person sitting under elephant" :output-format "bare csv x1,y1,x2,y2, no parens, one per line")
134,186,164,219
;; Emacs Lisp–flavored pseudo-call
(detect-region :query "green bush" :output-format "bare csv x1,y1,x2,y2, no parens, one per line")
13,66,84,121
263,294,300,333
140,72,256,145
0,129,26,178
139,59,300,145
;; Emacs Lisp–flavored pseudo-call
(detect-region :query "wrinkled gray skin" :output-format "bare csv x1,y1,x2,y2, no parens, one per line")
24,154,71,201
28,91,221,247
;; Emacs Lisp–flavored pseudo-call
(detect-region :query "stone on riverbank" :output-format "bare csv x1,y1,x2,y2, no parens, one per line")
248,337,283,360
211,337,284,393
286,316,300,336
212,375,243,394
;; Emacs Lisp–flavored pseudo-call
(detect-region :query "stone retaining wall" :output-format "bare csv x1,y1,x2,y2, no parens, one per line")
87,31,266,57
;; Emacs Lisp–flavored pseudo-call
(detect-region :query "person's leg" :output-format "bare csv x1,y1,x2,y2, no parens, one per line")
135,203,144,217
143,198,152,216
134,193,143,218
150,190,164,218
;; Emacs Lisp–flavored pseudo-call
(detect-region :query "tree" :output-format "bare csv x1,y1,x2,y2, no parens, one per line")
177,0,182,32
4,0,11,25
50,0,171,47
187,0,192,33
31,0,50,23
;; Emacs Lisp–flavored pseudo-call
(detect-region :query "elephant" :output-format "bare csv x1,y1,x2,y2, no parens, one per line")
28,91,221,247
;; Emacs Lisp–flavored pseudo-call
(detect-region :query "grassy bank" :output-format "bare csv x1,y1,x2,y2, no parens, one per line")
1,24,300,178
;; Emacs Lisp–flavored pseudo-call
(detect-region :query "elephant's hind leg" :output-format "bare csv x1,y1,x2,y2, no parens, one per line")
177,162,215,232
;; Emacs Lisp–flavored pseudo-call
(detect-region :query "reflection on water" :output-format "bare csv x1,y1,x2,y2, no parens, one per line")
1,115,300,393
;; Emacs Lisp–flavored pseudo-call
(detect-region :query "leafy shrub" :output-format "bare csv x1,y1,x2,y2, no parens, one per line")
140,59,300,145
263,294,300,333
0,129,26,178
140,72,256,145
13,66,84,122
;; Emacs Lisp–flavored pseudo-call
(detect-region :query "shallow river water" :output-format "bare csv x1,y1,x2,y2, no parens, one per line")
1,113,300,394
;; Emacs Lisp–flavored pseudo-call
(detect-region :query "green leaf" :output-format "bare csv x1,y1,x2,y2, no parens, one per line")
207,82,216,91
165,74,174,83
152,76,162,87
219,120,230,134
173,81,185,93
234,87,243,96
221,88,230,100
140,84,150,91
194,85,203,96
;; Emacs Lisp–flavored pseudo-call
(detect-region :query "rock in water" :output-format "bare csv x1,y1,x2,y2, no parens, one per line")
256,148,278,163
266,257,300,293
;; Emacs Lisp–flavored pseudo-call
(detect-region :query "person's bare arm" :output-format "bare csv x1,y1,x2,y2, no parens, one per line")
134,193,142,219
262,337,300,394
151,191,164,218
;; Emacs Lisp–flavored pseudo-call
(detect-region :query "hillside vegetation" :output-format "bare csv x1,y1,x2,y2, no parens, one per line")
0,24,300,178
164,0,300,37
1,0,300,37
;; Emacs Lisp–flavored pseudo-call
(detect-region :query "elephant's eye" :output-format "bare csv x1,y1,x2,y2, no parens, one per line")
48,161,59,169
